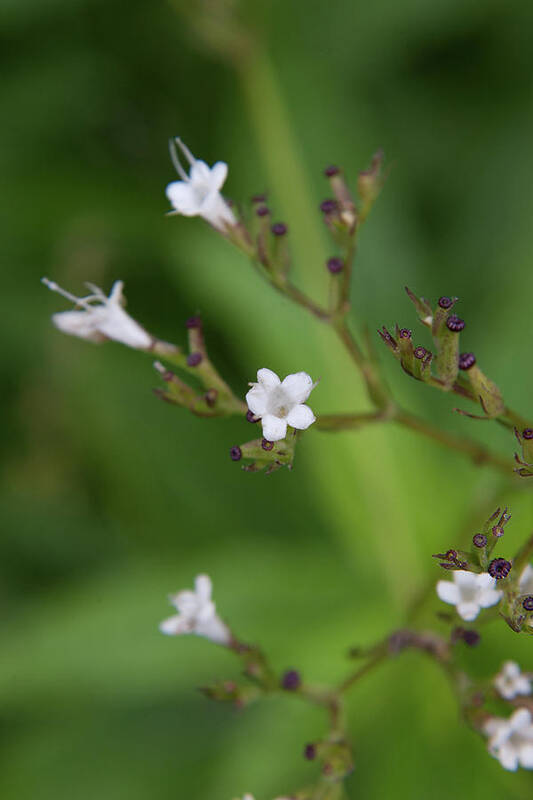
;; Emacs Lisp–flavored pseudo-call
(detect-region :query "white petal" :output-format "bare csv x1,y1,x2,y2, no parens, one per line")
503,661,520,679
257,368,281,388
159,614,190,635
194,574,212,603
454,570,478,589
519,744,533,769
475,572,497,590
51,310,105,342
173,590,198,615
189,160,212,184
196,614,231,646
510,708,532,731
200,192,236,230
478,588,503,609
281,371,314,404
436,580,460,606
515,677,532,696
166,181,200,215
209,161,228,191
456,601,480,621
261,414,287,442
286,403,315,430
246,385,268,417
98,304,152,349
498,744,519,771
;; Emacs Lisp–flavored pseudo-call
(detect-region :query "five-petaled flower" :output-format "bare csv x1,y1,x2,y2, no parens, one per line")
436,570,502,621
245,368,316,442
494,661,532,700
166,138,237,232
484,708,533,771
159,574,232,646
42,278,153,350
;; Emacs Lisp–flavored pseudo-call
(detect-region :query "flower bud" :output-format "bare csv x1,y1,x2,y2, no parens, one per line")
230,446,242,461
187,352,202,367
324,165,340,177
256,205,270,217
320,199,338,214
459,352,476,370
473,534,487,548
326,257,343,274
246,410,259,423
488,558,512,580
438,296,455,309
271,222,287,236
281,669,301,691
304,743,317,760
261,438,274,451
522,596,533,612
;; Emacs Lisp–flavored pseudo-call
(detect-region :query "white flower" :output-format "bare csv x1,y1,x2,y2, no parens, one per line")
494,661,532,700
484,708,533,771
245,368,316,442
436,570,502,621
42,278,152,350
159,574,231,646
165,138,237,231
519,564,533,594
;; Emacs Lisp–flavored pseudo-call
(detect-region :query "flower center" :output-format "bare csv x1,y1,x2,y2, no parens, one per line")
268,386,292,418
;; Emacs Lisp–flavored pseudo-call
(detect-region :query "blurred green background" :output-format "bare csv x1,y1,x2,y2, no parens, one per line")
2,0,533,797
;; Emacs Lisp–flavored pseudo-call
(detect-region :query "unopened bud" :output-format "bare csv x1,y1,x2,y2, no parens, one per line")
261,438,274,451
446,315,465,332
246,410,259,423
186,315,202,329
459,352,476,370
271,222,287,236
324,165,339,177
522,596,533,612
523,429,533,440
488,558,512,580
187,352,202,367
327,257,343,274
491,525,504,538
320,199,337,214
438,296,455,309
414,346,427,359
304,743,317,760
473,534,487,548
230,446,242,462
281,669,301,690
399,328,411,339
256,205,270,217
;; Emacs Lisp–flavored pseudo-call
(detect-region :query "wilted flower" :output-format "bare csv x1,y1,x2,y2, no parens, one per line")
494,661,532,700
245,368,316,442
166,138,236,231
436,570,502,621
160,574,231,646
42,278,152,350
484,708,533,771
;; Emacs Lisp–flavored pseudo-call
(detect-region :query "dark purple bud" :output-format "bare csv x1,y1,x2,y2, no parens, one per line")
414,346,427,359
462,629,481,647
446,549,458,561
522,596,533,612
472,533,487,548
438,296,455,309
261,438,274,451
446,315,465,332
281,669,301,691
523,429,533,440
320,199,337,214
256,205,270,217
459,352,476,370
187,352,202,367
186,315,202,329
327,257,344,274
246,410,259,423
230,446,242,462
304,743,317,760
251,193,267,203
324,165,340,177
271,222,287,236
492,525,504,538
488,558,512,580
399,328,412,339
205,388,217,408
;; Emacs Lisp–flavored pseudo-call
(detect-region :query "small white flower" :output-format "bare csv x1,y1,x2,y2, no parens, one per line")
519,564,533,594
494,661,532,700
165,137,237,232
159,574,231,646
436,570,502,621
246,368,316,442
484,708,533,771
42,278,152,350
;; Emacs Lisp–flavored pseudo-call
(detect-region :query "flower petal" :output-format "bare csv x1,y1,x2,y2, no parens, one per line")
166,181,200,215
246,385,268,417
194,574,212,603
454,570,478,589
498,744,519,771
478,588,503,608
436,580,460,606
281,372,314,404
475,572,497,590
261,414,287,442
209,161,228,191
196,614,231,646
520,564,533,594
510,708,532,730
519,744,533,769
98,305,152,350
159,614,190,635
51,310,106,342
456,601,480,621
257,368,281,388
286,403,315,430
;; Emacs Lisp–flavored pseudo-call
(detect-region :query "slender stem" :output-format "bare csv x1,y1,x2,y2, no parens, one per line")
337,647,388,694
